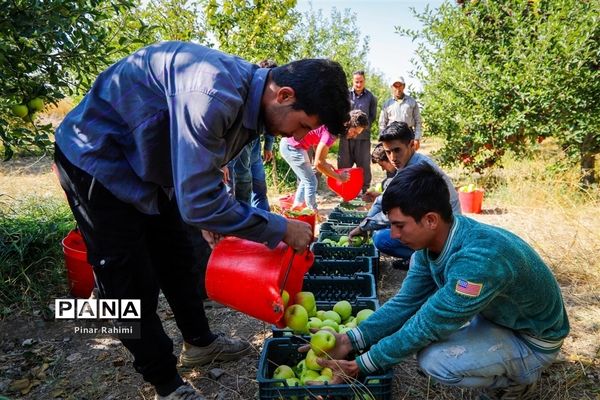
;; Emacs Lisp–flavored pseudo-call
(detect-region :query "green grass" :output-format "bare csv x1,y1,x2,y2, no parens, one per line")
0,196,75,318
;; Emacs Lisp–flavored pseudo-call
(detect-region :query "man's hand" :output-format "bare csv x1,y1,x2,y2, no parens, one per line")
298,331,358,385
201,230,224,249
337,170,350,183
263,150,274,163
361,191,379,203
348,226,367,241
282,219,313,252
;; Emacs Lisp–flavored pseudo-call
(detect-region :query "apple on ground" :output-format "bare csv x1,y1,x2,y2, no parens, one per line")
304,349,323,371
273,364,295,380
333,300,352,320
284,304,309,333
310,329,336,355
355,309,375,325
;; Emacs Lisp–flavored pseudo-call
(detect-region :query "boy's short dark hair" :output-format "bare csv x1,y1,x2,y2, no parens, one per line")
371,143,389,164
382,162,453,223
258,59,277,68
271,59,350,136
378,121,414,145
345,110,369,129
353,70,365,76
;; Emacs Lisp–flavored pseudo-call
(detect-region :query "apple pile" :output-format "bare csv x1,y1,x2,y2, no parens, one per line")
284,207,316,217
282,290,375,336
320,235,372,247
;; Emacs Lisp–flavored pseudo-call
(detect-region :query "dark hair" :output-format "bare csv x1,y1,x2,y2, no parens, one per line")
271,59,350,136
353,70,365,76
382,162,453,223
345,110,368,129
378,121,414,145
371,143,389,164
258,59,277,68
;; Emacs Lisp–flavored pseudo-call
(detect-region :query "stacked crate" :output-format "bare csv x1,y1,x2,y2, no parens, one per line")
259,201,392,399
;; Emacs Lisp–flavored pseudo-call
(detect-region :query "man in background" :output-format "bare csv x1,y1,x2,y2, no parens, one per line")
338,70,378,193
379,76,423,150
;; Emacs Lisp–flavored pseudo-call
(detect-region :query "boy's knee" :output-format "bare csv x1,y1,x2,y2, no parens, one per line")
417,346,462,386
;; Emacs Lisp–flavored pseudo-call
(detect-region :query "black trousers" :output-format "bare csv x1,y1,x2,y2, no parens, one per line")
54,145,212,387
337,138,372,192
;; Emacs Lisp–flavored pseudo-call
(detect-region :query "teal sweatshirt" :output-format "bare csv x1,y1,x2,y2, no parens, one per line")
347,215,570,374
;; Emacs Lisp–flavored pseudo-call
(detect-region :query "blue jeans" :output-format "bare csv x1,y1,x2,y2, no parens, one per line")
417,315,559,389
230,138,270,211
279,139,318,210
373,228,414,259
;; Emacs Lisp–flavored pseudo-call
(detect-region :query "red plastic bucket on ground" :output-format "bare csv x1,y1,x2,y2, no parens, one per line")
278,194,305,210
206,237,314,327
327,167,364,201
459,190,484,214
62,230,94,298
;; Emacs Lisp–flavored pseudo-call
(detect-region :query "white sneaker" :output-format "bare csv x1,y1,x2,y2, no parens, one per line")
155,383,206,400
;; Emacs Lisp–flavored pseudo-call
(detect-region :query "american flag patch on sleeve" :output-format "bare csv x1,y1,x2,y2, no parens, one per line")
455,279,483,297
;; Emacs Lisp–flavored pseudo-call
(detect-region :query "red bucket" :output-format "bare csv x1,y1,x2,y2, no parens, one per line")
284,209,316,237
459,189,484,214
327,167,364,201
278,194,305,210
205,237,314,327
62,230,95,298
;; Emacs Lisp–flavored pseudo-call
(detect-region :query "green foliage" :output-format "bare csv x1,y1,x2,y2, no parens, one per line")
291,6,369,83
0,0,145,160
140,0,207,42
401,0,600,181
0,198,75,315
265,140,297,193
203,0,299,63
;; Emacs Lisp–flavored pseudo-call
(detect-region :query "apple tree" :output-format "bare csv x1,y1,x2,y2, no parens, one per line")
401,0,599,184
0,0,149,160
202,0,299,64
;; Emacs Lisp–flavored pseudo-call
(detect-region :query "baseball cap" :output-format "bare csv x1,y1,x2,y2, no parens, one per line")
391,75,405,86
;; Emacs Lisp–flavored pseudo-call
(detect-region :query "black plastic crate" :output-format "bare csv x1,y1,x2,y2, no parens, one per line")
272,298,380,338
332,207,368,218
303,274,376,302
318,222,357,236
311,242,378,260
307,257,373,278
327,211,365,224
258,336,392,400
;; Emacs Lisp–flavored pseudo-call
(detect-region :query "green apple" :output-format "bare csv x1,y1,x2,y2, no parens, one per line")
333,300,352,321
321,367,333,379
339,326,352,334
273,364,295,380
27,97,44,112
350,236,364,247
11,104,28,118
300,369,321,385
294,359,306,377
308,317,323,330
320,325,337,334
355,309,375,325
316,310,326,320
310,329,336,355
312,375,331,384
304,348,323,371
285,376,300,387
345,320,357,329
284,304,309,333
322,310,341,324
282,289,290,308
294,292,316,317
320,319,339,332
342,316,355,324
338,235,349,245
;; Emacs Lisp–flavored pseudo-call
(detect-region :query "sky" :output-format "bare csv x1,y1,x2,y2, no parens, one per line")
295,0,446,92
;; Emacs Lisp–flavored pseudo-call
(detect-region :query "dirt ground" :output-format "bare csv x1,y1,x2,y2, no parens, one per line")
1,149,599,400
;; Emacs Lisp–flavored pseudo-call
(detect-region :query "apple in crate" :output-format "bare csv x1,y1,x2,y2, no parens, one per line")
284,304,309,333
310,329,336,355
